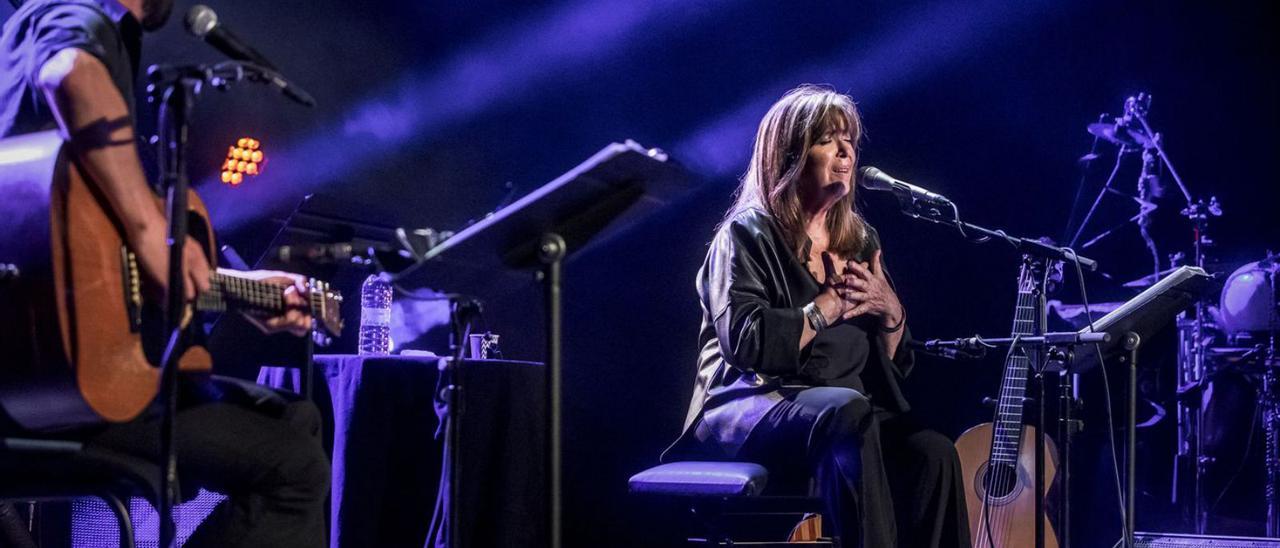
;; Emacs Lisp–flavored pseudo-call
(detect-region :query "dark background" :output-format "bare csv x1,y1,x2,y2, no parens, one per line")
5,0,1275,545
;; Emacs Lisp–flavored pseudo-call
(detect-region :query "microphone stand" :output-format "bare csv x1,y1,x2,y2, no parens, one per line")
147,69,197,548
897,200,1098,272
145,60,311,548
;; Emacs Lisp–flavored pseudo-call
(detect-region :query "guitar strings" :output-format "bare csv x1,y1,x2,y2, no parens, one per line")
990,295,1022,545
985,273,1035,546
998,289,1033,543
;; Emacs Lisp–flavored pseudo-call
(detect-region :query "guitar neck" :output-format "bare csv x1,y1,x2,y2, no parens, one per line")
990,279,1041,465
197,272,292,315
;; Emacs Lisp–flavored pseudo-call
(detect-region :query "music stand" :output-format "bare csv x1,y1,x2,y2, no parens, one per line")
1073,265,1211,370
396,140,693,548
1074,265,1211,547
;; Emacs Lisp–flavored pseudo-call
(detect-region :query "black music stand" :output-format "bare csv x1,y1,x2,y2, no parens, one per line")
1075,265,1211,547
395,140,692,548
1073,265,1212,369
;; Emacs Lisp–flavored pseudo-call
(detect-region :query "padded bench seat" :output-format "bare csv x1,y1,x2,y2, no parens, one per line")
628,461,769,498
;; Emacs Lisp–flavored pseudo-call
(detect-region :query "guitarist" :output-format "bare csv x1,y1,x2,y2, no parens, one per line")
1,0,328,546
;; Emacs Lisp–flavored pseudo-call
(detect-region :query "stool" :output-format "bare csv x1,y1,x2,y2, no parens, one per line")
0,437,162,548
628,461,834,546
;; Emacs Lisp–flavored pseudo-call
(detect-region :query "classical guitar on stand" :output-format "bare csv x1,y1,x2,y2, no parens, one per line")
954,257,1060,548
0,130,343,431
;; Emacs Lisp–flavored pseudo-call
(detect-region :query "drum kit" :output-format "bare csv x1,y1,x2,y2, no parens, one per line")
1077,92,1279,536
1175,254,1280,536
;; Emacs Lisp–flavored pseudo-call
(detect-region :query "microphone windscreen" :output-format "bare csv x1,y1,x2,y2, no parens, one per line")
857,166,896,191
184,5,218,37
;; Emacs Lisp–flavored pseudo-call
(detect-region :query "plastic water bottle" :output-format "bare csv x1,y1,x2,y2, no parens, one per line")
358,273,393,355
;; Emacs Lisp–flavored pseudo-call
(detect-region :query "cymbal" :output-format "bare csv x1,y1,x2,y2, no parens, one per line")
1087,122,1153,148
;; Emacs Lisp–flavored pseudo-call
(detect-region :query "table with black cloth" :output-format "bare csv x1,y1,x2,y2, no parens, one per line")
258,354,546,548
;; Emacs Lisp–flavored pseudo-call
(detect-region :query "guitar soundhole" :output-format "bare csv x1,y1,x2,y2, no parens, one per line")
981,462,1020,499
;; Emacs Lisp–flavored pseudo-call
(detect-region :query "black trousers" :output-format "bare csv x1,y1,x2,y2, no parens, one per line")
87,376,329,548
713,386,971,548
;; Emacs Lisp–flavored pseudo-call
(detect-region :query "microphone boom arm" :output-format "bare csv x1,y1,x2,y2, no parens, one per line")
888,182,1099,271
147,61,315,107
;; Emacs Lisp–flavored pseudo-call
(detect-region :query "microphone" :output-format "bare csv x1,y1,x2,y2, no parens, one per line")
185,5,274,69
184,5,315,107
274,243,361,265
906,338,984,360
858,166,953,209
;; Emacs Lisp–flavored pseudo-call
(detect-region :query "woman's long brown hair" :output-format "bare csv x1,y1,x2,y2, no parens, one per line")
724,84,867,259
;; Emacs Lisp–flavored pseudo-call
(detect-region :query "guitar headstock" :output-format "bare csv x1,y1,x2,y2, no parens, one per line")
307,278,344,346
1016,254,1066,298
1017,255,1039,294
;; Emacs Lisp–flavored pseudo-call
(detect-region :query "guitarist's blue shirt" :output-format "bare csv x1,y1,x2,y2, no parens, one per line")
0,0,141,138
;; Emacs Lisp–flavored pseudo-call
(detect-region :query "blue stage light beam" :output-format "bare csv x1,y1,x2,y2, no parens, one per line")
675,0,1063,179
200,0,737,231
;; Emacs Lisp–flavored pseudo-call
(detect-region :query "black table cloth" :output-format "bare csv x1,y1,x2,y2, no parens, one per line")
259,354,546,548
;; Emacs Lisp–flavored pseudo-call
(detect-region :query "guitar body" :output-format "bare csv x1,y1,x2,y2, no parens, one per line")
0,130,212,430
955,422,1058,548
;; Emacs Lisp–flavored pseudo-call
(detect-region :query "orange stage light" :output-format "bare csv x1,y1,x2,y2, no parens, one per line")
220,136,266,186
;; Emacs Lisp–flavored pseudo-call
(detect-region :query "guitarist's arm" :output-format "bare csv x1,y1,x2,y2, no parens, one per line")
36,47,210,301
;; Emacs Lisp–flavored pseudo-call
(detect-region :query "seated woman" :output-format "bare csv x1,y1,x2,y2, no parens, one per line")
663,85,970,548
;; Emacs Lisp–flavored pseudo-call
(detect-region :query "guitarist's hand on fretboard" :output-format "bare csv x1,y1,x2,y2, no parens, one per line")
213,268,313,337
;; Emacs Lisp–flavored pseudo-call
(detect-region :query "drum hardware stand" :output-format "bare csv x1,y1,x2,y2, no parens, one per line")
1174,194,1222,533
1263,253,1279,536
1171,160,1221,536
1264,353,1280,536
1071,92,1226,534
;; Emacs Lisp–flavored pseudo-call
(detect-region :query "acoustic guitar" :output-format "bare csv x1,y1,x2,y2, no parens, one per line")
0,130,343,430
954,257,1059,547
